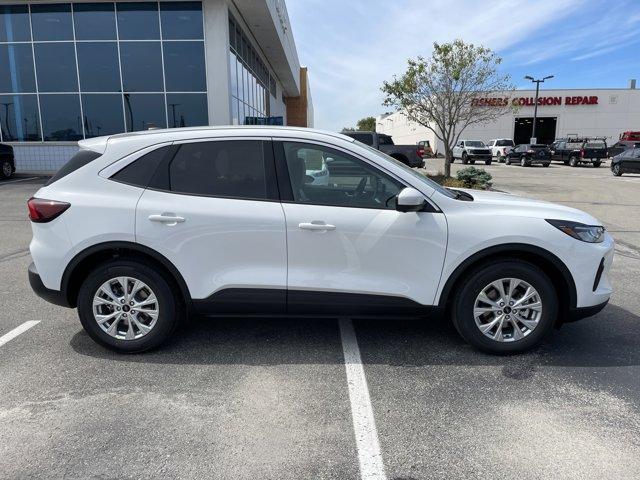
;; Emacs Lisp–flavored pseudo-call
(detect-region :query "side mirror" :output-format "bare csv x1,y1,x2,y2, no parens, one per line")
396,187,427,212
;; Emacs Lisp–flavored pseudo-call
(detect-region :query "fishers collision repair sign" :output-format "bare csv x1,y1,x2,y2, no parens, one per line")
471,96,599,107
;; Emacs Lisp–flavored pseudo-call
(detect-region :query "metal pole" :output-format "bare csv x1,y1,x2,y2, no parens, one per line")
532,80,540,142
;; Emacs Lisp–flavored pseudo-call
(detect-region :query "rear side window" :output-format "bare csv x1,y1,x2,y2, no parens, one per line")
45,149,101,185
169,140,268,199
378,135,393,145
585,142,606,148
496,140,514,147
347,133,374,145
111,146,171,187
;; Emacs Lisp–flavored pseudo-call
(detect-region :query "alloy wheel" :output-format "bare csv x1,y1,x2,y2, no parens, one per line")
473,278,542,342
92,276,159,340
1,161,11,177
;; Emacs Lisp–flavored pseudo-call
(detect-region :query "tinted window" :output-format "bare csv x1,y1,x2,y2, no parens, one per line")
73,2,117,40
34,43,78,92
0,94,41,141
0,44,36,93
347,132,373,145
31,3,73,41
466,141,486,147
82,94,125,137
585,142,606,148
378,135,393,145
163,41,206,91
495,140,514,146
282,142,402,210
45,149,101,185
120,42,163,92
166,93,208,128
40,94,83,141
169,141,267,199
160,2,203,39
77,42,121,92
116,2,160,40
0,5,31,42
112,146,170,187
123,93,166,131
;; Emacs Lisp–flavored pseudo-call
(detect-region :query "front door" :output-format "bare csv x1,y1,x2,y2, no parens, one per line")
135,139,287,314
274,141,448,314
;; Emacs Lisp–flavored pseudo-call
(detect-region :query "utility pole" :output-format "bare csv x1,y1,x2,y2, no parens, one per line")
524,75,554,143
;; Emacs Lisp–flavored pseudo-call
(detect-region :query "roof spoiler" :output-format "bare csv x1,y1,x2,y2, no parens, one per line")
77,136,110,154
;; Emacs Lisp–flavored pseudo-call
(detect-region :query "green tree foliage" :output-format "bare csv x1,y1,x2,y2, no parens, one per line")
356,116,376,132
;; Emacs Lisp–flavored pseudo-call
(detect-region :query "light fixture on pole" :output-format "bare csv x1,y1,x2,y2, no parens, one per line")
524,75,554,143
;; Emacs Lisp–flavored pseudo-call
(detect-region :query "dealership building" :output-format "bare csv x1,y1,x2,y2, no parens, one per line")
377,85,640,153
0,0,312,172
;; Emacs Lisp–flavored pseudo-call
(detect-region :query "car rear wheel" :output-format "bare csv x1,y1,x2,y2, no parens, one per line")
451,260,557,354
569,156,578,167
485,159,492,165
542,163,550,167
505,157,511,165
77,260,179,353
612,163,623,176
462,153,469,164
0,160,13,179
593,161,601,168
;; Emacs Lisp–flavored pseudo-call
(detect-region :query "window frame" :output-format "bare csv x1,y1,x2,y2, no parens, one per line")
273,139,414,211
145,137,280,202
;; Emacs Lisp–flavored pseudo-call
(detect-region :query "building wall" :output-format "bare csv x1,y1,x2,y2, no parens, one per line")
377,88,640,154
285,66,312,127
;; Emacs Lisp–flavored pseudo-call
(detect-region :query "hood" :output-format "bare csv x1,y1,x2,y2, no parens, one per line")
459,189,602,225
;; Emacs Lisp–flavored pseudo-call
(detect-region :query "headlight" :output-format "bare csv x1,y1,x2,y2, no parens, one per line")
546,219,605,243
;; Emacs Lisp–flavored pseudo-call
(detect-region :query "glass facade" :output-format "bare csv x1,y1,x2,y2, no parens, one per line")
228,13,281,126
0,2,208,143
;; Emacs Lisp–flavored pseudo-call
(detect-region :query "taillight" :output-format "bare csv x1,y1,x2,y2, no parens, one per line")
580,148,585,158
27,197,70,223
527,149,535,154
417,148,424,157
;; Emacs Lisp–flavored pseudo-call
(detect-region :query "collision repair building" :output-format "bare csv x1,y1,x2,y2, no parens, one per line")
0,0,312,172
377,84,640,153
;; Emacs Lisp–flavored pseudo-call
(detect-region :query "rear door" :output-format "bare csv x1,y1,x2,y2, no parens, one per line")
627,148,640,172
274,140,447,314
135,138,287,314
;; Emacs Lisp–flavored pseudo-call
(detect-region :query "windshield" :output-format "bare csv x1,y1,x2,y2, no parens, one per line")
355,141,458,199
466,141,486,147
495,139,514,146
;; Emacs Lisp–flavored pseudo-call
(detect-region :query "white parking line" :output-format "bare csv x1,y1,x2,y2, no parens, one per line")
0,176,39,186
339,318,387,480
0,321,40,347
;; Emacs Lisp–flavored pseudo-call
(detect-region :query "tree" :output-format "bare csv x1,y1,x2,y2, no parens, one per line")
381,39,515,177
356,116,376,132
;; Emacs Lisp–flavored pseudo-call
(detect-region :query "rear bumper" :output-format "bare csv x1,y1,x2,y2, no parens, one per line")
28,262,71,307
566,300,609,323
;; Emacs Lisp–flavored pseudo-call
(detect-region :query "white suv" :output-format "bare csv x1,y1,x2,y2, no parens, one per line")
488,138,515,162
28,127,614,354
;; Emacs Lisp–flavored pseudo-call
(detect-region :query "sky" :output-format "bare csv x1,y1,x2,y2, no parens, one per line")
286,0,640,132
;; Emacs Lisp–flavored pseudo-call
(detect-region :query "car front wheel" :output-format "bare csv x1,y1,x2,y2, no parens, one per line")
569,156,578,167
451,260,558,354
77,260,180,352
520,156,530,167
612,163,623,176
0,160,13,179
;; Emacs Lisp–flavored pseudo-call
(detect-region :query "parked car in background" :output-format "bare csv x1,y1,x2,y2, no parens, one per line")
607,136,640,158
342,131,424,167
505,144,552,167
0,143,15,179
417,140,433,158
488,139,515,162
452,140,493,165
550,138,608,167
611,147,640,176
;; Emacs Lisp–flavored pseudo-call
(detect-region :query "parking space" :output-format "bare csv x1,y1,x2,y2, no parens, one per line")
1,167,640,479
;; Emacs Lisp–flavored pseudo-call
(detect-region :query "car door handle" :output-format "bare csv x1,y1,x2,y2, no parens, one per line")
148,213,185,224
298,222,336,231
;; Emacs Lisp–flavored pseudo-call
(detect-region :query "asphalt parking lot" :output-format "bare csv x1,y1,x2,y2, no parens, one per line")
1,165,639,480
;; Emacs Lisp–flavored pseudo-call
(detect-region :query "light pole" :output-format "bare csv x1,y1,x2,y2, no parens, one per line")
524,75,554,143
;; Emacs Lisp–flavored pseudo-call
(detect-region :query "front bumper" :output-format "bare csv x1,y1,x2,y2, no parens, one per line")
566,300,609,323
28,262,71,307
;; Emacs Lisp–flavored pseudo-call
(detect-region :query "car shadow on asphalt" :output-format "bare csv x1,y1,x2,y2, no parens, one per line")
69,304,640,369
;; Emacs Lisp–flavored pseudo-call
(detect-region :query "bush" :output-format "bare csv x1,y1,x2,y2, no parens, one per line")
456,167,492,189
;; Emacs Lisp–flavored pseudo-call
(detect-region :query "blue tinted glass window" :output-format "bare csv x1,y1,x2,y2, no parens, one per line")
82,94,125,137
0,44,36,93
160,2,203,39
73,2,117,40
34,43,78,92
120,42,163,92
0,94,41,141
77,42,120,92
40,94,83,141
31,3,73,41
123,93,166,131
166,93,207,128
116,2,159,40
0,5,31,42
163,41,205,92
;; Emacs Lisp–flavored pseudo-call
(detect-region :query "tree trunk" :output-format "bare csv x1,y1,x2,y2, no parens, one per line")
444,147,453,178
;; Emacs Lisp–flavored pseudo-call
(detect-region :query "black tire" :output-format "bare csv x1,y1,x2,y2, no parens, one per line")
499,156,506,163
469,160,475,165
593,161,601,168
563,160,570,166
542,162,550,167
0,160,13,179
451,260,558,354
462,152,469,165
612,163,623,176
569,156,578,167
505,157,511,165
485,159,492,165
520,156,530,167
77,260,180,353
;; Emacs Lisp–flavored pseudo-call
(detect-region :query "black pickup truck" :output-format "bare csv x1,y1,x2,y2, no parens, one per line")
343,131,425,168
550,138,608,167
